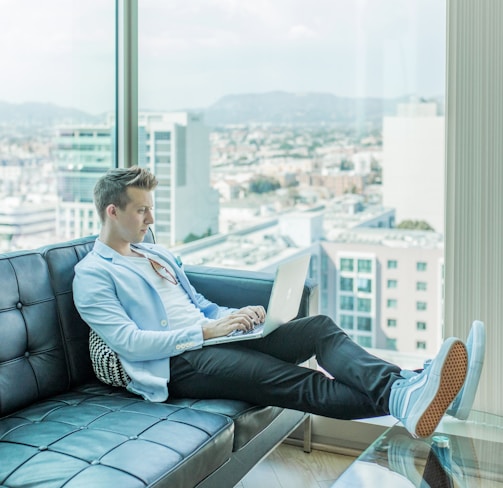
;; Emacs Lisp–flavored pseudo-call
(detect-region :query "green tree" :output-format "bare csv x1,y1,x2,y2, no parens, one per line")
249,176,281,194
396,220,435,231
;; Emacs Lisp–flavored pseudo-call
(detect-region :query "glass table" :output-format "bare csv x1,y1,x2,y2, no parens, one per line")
331,411,503,487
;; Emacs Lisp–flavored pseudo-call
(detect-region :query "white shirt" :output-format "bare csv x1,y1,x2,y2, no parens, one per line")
126,253,213,331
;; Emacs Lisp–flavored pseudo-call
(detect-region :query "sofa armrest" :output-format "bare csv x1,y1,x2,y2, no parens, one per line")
185,264,319,318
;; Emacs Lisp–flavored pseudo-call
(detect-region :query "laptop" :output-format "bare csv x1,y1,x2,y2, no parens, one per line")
203,254,310,346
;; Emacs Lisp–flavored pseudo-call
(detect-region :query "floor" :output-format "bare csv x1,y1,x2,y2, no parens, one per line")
233,443,356,488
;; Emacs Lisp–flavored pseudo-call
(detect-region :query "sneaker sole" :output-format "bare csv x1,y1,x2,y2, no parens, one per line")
415,340,468,438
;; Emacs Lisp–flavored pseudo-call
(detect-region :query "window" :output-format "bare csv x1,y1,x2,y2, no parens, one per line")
4,1,449,360
340,277,353,292
416,281,427,291
340,314,354,330
1,1,115,250
340,296,354,311
416,341,427,350
357,259,372,273
417,321,427,331
357,317,371,331
387,279,398,289
417,262,428,272
357,278,372,293
340,258,354,272
357,298,371,313
387,319,397,328
416,301,427,311
357,336,372,348
387,299,398,309
386,338,397,350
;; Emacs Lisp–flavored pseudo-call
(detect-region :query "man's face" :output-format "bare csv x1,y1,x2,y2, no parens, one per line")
113,187,154,244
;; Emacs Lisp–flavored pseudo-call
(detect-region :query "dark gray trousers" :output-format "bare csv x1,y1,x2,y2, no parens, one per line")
169,315,401,419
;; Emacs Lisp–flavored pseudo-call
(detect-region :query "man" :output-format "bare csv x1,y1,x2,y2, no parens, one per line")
73,167,483,439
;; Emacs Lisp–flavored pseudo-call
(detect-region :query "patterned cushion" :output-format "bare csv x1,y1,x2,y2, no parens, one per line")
88,329,130,387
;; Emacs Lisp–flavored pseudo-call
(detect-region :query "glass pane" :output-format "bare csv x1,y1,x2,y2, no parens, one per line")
340,258,354,272
357,278,372,293
0,1,115,251
340,296,354,311
340,277,354,292
340,314,354,330
138,0,446,356
357,316,372,331
357,298,371,313
357,259,372,273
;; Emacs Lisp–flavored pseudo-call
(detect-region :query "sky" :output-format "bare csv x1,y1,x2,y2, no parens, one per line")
0,0,446,115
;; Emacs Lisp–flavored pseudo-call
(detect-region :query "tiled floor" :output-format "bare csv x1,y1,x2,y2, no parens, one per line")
234,443,355,488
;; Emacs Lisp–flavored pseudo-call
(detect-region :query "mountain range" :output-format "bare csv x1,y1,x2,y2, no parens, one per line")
0,92,444,128
205,91,419,126
0,101,100,127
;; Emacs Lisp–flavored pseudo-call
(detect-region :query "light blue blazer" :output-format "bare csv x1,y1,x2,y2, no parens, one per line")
73,239,234,402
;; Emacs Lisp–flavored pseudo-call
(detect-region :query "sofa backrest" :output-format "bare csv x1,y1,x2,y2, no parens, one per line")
0,250,70,416
40,231,156,387
42,236,98,387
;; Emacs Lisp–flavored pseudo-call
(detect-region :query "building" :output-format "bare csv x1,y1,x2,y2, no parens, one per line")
53,125,114,240
54,113,219,245
0,197,57,252
139,112,219,246
382,101,445,233
321,228,443,357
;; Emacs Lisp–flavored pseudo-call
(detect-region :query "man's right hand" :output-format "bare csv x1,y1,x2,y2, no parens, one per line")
202,312,256,339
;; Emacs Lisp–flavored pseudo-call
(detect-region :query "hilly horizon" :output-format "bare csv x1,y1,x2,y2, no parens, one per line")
0,91,444,128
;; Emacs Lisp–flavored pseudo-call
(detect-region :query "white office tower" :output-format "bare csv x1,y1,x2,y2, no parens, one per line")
139,112,219,246
382,101,445,233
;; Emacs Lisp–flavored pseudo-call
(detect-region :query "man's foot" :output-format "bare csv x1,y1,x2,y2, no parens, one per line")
446,320,485,420
389,337,468,438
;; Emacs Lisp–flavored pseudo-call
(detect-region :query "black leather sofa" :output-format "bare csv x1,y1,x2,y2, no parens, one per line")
0,235,317,487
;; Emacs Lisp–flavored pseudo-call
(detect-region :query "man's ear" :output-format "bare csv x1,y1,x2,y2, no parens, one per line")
105,204,117,219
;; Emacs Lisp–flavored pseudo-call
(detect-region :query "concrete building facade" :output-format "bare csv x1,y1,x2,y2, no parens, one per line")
382,101,445,233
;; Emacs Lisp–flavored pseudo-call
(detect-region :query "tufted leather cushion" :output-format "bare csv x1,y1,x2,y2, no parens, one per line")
0,383,233,487
0,252,69,416
167,398,283,451
42,236,97,387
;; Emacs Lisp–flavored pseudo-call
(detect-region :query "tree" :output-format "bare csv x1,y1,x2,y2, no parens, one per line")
183,227,212,244
396,220,435,231
249,176,281,194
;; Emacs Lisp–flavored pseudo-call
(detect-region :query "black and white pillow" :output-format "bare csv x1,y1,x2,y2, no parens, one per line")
89,329,130,387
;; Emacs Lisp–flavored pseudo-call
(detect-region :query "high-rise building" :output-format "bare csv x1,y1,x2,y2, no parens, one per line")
54,125,113,240
139,112,219,246
54,112,219,245
382,101,445,233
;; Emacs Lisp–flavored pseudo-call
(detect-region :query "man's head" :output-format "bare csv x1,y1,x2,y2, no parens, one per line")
94,166,158,223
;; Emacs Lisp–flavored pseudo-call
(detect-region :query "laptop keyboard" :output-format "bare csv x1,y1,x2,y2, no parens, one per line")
227,323,265,337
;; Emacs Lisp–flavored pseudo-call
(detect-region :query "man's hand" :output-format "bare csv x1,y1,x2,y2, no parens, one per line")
201,305,266,340
234,305,266,325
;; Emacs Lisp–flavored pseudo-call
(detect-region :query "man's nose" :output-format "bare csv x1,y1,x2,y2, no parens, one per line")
145,209,155,224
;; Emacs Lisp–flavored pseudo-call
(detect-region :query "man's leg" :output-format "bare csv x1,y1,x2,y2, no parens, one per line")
169,315,399,419
241,315,401,414
170,345,388,419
